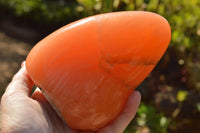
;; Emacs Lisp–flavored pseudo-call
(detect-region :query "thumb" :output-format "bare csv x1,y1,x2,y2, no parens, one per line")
5,62,34,97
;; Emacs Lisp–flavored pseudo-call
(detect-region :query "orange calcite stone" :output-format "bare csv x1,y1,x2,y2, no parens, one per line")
26,11,171,130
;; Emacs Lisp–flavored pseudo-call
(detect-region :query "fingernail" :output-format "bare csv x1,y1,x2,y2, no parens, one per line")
21,61,25,67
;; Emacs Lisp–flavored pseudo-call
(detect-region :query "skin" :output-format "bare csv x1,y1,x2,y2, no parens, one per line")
0,62,141,133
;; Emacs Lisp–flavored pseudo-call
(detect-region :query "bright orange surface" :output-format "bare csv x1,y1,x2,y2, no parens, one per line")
26,11,171,130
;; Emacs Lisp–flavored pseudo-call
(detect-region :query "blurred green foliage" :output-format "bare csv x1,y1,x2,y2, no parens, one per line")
0,0,200,132
136,103,169,133
1,0,200,51
176,90,188,102
124,103,170,133
0,0,79,24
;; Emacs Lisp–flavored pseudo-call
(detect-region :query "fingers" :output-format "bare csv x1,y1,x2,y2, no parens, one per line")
31,88,46,101
99,91,141,133
114,91,141,132
21,61,26,67
5,62,34,97
31,88,77,133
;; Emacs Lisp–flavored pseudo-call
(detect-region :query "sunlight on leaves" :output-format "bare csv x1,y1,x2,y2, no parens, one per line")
176,90,188,102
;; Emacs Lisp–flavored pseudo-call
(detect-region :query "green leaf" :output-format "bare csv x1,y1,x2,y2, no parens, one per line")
102,0,113,12
176,90,188,102
196,102,200,112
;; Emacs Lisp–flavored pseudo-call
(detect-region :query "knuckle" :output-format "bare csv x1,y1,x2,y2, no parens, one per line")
1,91,14,102
12,74,24,82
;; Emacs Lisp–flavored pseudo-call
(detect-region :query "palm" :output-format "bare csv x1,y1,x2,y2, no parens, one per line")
22,90,76,133
28,89,87,133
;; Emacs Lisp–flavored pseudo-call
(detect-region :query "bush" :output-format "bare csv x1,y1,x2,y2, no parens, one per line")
0,0,79,24
125,103,170,133
1,0,200,51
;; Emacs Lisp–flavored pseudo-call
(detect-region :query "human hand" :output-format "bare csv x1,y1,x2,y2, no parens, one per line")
0,62,141,133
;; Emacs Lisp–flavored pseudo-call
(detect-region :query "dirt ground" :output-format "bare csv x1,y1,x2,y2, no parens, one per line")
0,31,32,96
